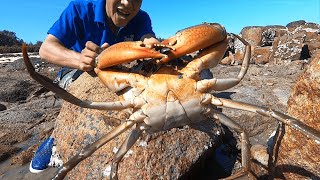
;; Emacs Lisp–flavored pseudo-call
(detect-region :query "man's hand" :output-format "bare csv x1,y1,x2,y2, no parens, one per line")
78,41,109,71
39,35,110,71
141,34,160,45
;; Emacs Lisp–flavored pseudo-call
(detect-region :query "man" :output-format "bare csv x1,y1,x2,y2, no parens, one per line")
30,0,158,173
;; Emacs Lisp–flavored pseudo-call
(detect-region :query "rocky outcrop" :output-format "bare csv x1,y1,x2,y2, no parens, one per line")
273,26,320,63
252,46,273,64
53,72,222,179
240,26,266,46
275,49,320,179
286,20,319,32
231,20,320,65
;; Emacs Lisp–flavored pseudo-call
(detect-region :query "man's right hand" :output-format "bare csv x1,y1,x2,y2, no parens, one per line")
79,41,109,71
39,35,109,71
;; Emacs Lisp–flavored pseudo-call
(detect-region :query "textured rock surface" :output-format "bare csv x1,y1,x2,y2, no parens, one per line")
275,49,320,179
252,46,273,64
232,21,319,65
53,72,221,179
240,26,265,46
286,20,320,32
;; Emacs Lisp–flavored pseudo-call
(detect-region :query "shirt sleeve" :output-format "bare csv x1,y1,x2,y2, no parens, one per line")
134,10,156,40
47,2,80,48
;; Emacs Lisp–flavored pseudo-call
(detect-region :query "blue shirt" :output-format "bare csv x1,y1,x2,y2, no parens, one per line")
48,0,155,53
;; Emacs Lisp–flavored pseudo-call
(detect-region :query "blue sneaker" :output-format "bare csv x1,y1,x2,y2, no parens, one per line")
29,137,54,173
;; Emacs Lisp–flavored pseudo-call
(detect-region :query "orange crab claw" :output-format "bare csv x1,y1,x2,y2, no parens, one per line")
96,41,166,69
159,23,228,64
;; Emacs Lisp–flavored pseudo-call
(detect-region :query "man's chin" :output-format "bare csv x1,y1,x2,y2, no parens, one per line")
114,17,132,27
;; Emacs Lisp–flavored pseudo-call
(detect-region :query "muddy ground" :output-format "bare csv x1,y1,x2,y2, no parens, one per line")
0,53,306,179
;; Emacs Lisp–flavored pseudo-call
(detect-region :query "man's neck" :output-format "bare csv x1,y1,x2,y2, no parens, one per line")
106,18,120,35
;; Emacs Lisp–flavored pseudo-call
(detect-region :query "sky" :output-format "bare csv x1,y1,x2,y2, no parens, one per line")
1,0,319,43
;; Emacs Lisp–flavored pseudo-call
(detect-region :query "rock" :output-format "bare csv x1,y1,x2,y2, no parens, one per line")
286,20,320,32
305,31,320,54
261,26,287,47
234,50,245,64
232,21,319,65
261,29,276,47
0,145,21,162
233,26,265,64
11,144,38,165
265,25,288,37
233,44,255,64
240,26,265,46
251,144,269,166
252,46,273,64
220,56,232,65
53,72,221,179
273,31,306,62
275,49,320,179
250,144,269,177
286,20,307,31
232,25,288,64
272,21,320,64
0,80,36,103
0,103,6,111
0,130,32,146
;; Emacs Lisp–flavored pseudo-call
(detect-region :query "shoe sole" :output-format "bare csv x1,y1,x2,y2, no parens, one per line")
29,160,47,173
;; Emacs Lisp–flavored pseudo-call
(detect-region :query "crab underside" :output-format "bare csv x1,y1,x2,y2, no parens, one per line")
22,23,320,180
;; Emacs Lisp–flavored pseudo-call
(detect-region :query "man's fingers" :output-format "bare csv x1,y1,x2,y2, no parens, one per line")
80,66,94,72
78,61,94,71
81,56,95,66
85,41,102,53
82,48,98,58
85,41,109,54
101,43,110,49
96,43,110,54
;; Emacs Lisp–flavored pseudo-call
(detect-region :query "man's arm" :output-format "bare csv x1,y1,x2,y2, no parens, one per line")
39,33,158,71
39,34,107,71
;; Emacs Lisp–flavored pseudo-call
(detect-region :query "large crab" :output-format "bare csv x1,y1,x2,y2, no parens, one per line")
22,23,320,180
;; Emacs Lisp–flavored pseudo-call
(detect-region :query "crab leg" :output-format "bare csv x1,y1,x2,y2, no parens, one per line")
211,96,320,142
211,111,250,179
181,38,228,79
22,44,137,110
110,126,143,180
196,34,251,91
53,111,147,180
53,121,135,180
